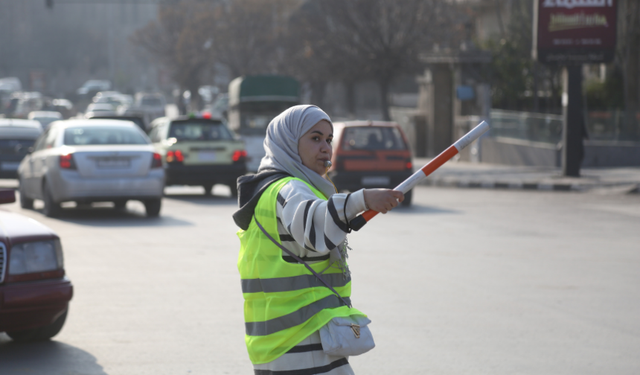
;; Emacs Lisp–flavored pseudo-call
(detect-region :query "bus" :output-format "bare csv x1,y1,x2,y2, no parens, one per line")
227,75,300,171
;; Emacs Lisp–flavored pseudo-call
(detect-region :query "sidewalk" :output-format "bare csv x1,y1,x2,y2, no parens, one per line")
413,157,640,194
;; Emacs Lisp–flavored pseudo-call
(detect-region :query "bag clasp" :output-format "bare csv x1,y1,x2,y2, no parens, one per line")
350,324,361,338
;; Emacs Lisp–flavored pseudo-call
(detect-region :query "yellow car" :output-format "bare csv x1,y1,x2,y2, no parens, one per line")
148,115,247,196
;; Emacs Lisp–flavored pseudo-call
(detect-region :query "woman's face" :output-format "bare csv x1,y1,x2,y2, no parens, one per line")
298,120,333,176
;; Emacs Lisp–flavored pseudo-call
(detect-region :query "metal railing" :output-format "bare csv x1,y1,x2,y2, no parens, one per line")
586,111,640,142
488,109,640,144
489,110,563,144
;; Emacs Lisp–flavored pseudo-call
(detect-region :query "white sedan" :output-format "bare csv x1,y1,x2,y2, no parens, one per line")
17,119,165,217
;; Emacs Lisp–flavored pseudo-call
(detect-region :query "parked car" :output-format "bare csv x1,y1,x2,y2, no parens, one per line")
84,102,116,118
136,92,165,122
18,119,165,217
28,110,63,130
76,80,111,97
148,115,246,195
0,189,73,342
92,91,132,109
0,118,43,178
328,120,414,206
11,92,45,118
0,77,22,93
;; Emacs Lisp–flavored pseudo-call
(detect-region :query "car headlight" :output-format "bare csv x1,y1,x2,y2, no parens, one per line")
9,240,63,275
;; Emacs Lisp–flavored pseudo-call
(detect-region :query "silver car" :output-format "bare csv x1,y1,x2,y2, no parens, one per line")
17,119,165,217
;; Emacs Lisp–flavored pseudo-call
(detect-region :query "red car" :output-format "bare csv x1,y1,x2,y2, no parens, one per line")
0,189,72,341
328,121,414,206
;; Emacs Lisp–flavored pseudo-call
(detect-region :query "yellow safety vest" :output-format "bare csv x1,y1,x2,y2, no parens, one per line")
237,177,365,364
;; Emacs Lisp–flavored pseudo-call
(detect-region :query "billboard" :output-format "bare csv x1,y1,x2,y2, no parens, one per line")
533,0,617,64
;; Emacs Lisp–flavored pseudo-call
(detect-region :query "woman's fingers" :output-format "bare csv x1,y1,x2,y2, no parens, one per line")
363,189,405,213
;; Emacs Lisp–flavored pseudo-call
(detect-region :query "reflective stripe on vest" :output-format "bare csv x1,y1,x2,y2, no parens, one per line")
237,177,365,364
241,273,352,294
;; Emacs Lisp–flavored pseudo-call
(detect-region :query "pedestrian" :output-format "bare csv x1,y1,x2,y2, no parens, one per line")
233,104,404,374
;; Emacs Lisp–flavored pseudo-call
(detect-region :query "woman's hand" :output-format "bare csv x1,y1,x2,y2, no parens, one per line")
363,189,404,213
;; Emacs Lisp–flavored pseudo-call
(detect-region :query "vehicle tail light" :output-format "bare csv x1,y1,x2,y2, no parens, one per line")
59,154,76,170
151,152,163,168
232,150,247,162
166,150,184,163
406,159,413,170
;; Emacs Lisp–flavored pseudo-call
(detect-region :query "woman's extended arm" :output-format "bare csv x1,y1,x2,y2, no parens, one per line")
276,180,367,256
276,180,404,257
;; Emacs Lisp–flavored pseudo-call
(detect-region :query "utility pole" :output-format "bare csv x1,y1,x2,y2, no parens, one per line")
561,66,584,177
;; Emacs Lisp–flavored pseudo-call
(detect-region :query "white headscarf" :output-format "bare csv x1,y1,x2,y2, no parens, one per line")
258,105,335,198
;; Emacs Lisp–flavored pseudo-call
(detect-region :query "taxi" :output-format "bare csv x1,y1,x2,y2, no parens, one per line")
148,114,247,195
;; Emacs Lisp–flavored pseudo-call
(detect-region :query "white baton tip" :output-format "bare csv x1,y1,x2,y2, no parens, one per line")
453,121,490,151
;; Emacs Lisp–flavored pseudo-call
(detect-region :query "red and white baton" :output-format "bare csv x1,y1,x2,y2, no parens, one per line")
349,120,490,231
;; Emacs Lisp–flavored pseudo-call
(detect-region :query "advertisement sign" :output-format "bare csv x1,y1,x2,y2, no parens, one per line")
533,0,617,64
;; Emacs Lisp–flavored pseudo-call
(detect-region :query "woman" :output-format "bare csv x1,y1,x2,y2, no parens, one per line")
233,105,403,374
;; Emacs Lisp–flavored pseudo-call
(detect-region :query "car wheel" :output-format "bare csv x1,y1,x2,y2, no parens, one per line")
203,184,213,196
144,198,161,217
7,309,68,342
401,190,412,207
42,181,61,217
19,178,34,209
114,200,128,210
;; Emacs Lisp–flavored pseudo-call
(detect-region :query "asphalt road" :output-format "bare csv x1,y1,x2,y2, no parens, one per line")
0,184,639,375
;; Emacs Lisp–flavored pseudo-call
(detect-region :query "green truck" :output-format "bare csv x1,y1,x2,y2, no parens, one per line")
227,75,299,171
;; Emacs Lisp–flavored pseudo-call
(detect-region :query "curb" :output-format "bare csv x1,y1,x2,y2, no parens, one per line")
419,177,640,194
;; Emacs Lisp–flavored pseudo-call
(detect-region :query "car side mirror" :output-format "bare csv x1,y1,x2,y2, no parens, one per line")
0,189,16,204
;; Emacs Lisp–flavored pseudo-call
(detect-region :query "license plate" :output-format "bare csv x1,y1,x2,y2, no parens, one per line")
361,176,390,186
96,158,130,168
198,151,217,161
1,162,19,171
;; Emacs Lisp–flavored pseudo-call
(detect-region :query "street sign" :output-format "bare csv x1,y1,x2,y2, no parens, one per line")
533,0,618,64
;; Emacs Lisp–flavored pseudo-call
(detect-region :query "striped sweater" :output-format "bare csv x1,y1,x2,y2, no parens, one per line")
275,179,368,262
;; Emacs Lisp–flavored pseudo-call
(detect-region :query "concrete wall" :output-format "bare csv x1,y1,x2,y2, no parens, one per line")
479,137,640,167
480,137,560,167
583,141,640,167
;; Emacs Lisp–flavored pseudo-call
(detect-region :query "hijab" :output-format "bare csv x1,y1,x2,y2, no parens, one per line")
258,105,336,198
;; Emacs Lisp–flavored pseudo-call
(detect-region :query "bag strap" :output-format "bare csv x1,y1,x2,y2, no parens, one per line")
253,214,352,308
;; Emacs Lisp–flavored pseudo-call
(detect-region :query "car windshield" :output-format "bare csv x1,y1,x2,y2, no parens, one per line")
341,127,407,151
63,127,148,145
168,120,233,141
141,97,163,106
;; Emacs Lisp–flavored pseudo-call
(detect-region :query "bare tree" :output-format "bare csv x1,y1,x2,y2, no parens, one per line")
287,0,449,120
281,1,361,109
210,0,301,77
131,0,217,110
